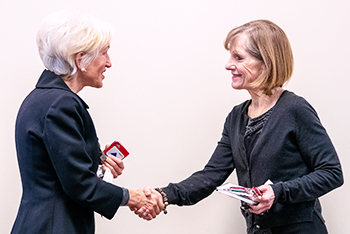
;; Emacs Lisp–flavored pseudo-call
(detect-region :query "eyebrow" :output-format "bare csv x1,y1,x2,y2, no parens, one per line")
231,50,244,57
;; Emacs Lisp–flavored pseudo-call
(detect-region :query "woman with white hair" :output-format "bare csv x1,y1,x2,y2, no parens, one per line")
11,11,163,234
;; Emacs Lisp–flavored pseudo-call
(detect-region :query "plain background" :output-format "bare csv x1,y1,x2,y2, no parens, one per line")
1,0,349,233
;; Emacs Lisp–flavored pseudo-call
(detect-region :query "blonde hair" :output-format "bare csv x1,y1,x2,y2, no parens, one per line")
224,20,294,95
36,10,113,78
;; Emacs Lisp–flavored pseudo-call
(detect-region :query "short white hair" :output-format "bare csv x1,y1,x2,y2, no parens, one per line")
36,10,113,77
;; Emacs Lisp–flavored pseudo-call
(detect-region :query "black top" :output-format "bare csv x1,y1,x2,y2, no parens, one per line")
244,107,274,163
163,90,343,230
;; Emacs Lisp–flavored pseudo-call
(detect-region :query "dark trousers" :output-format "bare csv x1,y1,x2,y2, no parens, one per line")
248,212,328,234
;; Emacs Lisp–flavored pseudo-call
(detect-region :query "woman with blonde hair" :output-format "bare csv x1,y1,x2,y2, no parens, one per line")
142,20,343,234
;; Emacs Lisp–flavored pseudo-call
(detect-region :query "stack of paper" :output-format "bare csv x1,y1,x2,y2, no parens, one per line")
216,183,258,205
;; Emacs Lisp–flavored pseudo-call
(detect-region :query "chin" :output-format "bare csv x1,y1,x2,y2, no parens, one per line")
97,80,104,87
231,80,247,90
231,84,243,90
92,83,103,89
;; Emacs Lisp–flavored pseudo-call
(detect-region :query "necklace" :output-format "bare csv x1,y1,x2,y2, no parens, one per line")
248,88,284,118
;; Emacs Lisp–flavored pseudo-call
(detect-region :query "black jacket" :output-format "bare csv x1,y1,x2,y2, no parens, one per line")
163,90,343,229
12,70,123,234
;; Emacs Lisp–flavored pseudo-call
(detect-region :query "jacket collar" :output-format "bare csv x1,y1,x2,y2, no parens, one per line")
36,70,89,109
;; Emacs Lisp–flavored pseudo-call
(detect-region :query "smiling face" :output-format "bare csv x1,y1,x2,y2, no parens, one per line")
81,45,112,89
225,34,264,92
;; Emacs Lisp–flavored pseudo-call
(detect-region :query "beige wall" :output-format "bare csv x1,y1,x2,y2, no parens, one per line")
1,0,348,233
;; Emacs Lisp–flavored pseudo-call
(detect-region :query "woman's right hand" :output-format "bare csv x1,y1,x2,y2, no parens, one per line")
128,187,164,220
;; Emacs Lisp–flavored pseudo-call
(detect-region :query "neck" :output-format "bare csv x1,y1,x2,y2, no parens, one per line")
62,74,84,94
248,87,284,118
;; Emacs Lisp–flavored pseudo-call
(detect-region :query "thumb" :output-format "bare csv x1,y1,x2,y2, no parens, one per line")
143,186,152,196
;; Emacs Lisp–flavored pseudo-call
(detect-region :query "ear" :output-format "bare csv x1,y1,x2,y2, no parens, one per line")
75,52,85,70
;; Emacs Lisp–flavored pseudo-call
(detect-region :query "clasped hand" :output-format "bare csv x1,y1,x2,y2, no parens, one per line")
128,187,164,221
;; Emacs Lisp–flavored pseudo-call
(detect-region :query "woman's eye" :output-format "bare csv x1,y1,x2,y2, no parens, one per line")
236,55,243,61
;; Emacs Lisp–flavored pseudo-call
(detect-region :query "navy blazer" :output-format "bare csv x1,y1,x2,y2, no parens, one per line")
163,91,343,230
12,70,124,234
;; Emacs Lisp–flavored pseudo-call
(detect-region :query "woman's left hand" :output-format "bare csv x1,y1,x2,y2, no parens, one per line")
249,185,275,215
102,155,125,178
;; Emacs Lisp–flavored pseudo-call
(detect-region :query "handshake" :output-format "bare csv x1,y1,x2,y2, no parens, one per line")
101,154,166,221
127,187,166,221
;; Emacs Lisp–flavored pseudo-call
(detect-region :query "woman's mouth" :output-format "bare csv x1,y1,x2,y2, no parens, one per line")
231,73,241,77
231,73,241,79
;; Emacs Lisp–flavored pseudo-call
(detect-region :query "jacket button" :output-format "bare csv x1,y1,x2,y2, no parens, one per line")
256,225,260,229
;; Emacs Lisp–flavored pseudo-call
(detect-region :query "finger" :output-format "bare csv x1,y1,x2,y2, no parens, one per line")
100,164,106,173
258,184,269,192
140,209,152,219
147,208,157,219
101,162,117,178
154,202,161,215
111,157,124,177
144,214,153,221
150,194,162,215
248,202,269,214
248,202,262,212
136,208,149,216
102,162,119,178
143,187,152,196
156,193,165,211
150,189,164,208
249,207,264,214
139,213,153,221
249,207,269,215
104,156,121,171
105,157,124,177
109,156,125,170
135,207,147,215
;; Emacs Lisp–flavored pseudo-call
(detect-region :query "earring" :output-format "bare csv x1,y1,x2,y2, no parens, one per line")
81,68,87,72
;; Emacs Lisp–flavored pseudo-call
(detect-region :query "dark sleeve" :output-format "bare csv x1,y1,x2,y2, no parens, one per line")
163,114,235,206
43,94,123,219
272,97,343,203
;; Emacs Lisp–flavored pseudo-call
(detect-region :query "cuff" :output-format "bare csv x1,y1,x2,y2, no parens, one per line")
120,187,130,206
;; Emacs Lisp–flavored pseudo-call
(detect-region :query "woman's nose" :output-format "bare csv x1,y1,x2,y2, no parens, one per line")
106,55,112,68
225,58,236,70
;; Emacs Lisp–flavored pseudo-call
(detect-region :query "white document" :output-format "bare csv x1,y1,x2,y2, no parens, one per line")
103,168,113,183
97,165,113,183
216,183,258,205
